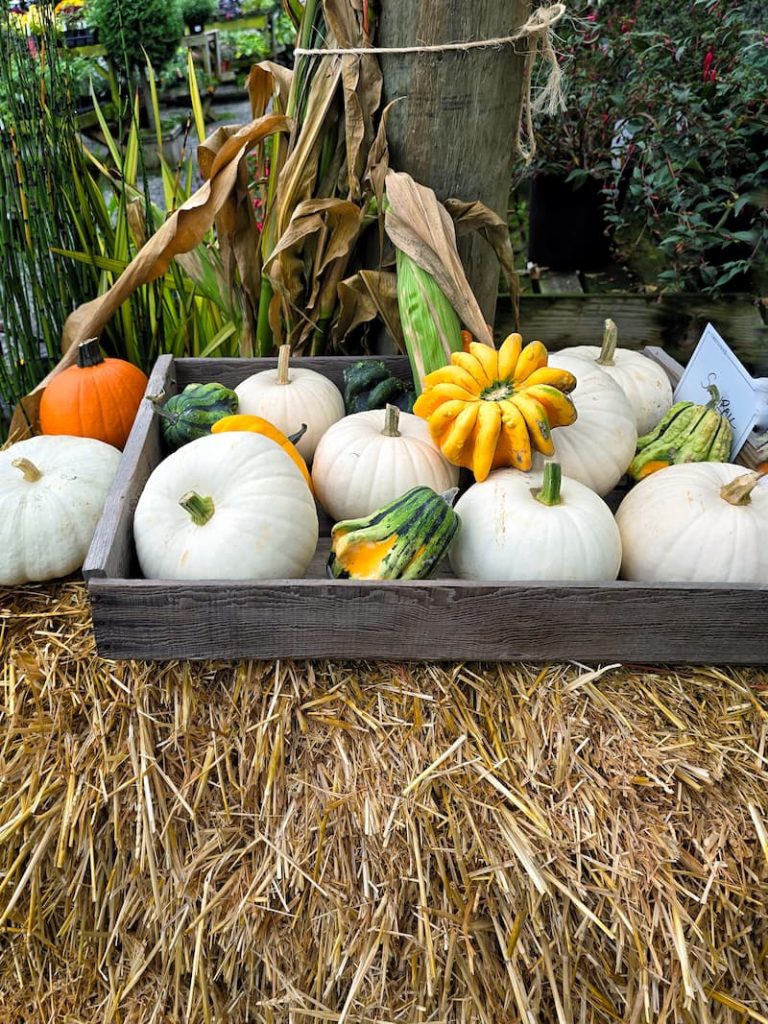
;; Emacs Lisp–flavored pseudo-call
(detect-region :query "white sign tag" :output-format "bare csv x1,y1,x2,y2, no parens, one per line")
673,323,765,459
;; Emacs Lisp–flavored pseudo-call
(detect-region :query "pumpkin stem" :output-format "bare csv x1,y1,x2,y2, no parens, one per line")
382,403,401,437
147,393,176,422
287,423,308,445
439,486,460,507
720,471,760,506
534,461,563,506
179,490,215,526
277,344,291,385
596,318,618,366
704,384,721,409
11,457,42,482
76,338,105,369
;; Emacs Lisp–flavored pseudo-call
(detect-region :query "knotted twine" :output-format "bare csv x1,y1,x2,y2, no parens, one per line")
293,3,567,165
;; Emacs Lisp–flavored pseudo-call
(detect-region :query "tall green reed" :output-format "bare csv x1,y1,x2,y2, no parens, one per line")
0,3,96,433
0,2,246,441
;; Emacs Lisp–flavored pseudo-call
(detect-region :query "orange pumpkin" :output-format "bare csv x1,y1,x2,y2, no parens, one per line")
39,339,148,450
211,414,314,493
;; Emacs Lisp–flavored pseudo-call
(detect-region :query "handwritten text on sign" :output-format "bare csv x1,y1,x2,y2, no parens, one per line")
674,324,767,458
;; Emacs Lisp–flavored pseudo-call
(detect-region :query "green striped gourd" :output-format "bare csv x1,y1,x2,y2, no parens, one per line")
327,485,460,581
342,360,415,414
153,382,239,450
628,386,733,481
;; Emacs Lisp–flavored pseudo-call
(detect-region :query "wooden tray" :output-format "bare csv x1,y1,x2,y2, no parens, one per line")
83,353,768,664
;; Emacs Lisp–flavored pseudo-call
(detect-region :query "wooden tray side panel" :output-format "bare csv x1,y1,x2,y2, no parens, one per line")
174,355,413,391
87,578,768,664
83,356,174,580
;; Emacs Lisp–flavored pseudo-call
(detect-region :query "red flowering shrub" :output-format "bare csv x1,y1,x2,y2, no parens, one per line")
529,0,768,292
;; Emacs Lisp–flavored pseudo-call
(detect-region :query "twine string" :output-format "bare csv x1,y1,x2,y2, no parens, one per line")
293,4,565,58
293,4,567,165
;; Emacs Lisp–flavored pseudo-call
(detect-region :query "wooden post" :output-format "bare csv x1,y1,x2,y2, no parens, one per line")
378,1,530,326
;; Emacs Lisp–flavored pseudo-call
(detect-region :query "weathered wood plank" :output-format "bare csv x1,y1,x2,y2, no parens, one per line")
82,356,174,581
536,272,584,295
88,577,768,664
501,294,767,371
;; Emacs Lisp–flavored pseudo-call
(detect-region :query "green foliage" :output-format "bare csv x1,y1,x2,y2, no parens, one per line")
58,51,111,100
529,0,768,293
608,0,768,293
53,59,246,375
0,3,98,435
220,27,270,68
181,0,217,29
0,36,247,440
90,0,184,74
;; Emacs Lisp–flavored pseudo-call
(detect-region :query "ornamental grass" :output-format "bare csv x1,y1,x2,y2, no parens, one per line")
1,582,767,1023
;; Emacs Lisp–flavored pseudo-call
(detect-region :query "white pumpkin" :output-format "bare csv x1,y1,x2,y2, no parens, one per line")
0,434,120,585
531,352,637,496
450,463,622,582
133,432,319,580
565,319,673,434
616,462,768,584
235,345,344,461
311,404,459,521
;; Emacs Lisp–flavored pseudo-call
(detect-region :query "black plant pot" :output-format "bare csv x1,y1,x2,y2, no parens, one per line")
527,172,611,272
63,26,99,47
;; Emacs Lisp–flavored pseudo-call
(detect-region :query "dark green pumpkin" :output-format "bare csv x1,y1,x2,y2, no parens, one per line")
327,485,460,580
153,382,239,450
342,360,415,415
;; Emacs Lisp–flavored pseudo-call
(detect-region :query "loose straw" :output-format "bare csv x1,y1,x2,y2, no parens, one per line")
293,4,567,165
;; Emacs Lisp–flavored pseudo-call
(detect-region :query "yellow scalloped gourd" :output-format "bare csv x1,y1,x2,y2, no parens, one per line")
412,334,578,481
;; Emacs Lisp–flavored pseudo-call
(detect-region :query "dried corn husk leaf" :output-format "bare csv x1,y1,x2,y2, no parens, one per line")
384,169,493,347
446,196,521,330
334,269,403,349
265,198,365,350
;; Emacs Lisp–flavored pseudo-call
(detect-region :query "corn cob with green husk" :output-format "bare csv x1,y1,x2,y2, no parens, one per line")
395,248,464,395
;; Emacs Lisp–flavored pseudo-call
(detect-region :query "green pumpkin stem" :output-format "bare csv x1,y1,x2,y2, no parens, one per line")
534,462,563,507
179,490,215,526
720,471,760,506
12,457,42,482
705,384,721,409
76,338,105,369
596,318,618,367
382,403,401,437
277,344,291,385
288,423,308,445
147,392,176,422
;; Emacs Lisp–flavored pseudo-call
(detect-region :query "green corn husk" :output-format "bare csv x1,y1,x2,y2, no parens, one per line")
395,249,464,395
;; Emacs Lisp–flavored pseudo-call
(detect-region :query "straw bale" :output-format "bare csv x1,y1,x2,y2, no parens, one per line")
1,582,767,1023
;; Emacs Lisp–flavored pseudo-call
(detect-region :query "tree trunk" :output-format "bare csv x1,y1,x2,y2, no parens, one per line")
378,0,529,326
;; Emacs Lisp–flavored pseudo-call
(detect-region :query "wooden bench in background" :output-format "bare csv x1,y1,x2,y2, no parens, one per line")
497,271,768,375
